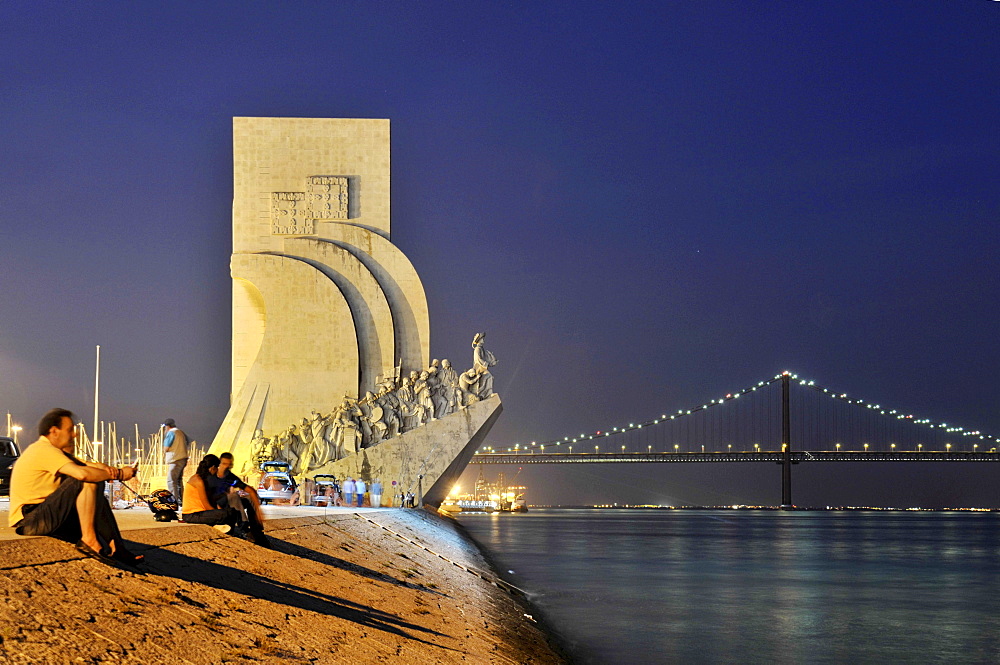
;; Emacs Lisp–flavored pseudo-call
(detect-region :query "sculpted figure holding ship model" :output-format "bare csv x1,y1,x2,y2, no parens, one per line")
472,333,498,399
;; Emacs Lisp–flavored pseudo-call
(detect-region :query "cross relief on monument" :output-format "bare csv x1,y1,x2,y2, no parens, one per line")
270,175,350,235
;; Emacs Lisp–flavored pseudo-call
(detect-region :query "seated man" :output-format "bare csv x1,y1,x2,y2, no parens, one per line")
209,452,269,546
8,408,143,566
181,454,240,532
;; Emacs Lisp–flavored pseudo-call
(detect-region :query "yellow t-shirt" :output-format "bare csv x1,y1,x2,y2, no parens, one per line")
8,437,72,526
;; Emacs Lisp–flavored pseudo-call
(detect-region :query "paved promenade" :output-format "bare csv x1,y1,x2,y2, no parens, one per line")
0,505,566,664
0,497,385,540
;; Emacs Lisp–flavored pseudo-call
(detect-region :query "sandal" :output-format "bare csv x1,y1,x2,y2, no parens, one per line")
111,548,145,566
75,540,117,566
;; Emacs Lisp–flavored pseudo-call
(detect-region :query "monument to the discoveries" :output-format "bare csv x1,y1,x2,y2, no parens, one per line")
209,117,501,507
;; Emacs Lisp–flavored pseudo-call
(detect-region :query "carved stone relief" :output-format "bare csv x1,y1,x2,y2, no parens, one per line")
270,175,349,235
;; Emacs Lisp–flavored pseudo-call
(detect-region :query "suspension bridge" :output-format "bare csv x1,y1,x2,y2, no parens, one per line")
471,371,1000,507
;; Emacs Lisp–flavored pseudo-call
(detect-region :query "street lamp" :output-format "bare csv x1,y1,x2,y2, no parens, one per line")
728,444,732,453
890,443,896,452
754,444,760,453
918,444,923,452
595,445,599,453
864,443,869,452
674,444,679,453
648,445,652,453
836,443,841,452
946,443,952,452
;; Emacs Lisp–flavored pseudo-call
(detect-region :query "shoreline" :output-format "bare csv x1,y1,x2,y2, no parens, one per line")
0,508,568,664
446,512,578,663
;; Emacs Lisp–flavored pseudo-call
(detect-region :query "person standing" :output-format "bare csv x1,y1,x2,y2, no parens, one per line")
331,477,342,506
342,477,356,507
355,477,367,507
162,418,189,505
370,478,383,508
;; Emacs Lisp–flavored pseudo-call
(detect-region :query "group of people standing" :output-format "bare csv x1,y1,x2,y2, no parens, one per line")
333,477,381,507
314,477,416,508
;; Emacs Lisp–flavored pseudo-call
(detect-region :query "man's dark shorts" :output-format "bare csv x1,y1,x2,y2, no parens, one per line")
14,477,87,541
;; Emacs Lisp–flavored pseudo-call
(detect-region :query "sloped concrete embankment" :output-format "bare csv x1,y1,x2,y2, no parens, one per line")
0,510,566,664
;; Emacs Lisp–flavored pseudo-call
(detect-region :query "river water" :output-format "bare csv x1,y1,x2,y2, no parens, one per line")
457,509,1000,664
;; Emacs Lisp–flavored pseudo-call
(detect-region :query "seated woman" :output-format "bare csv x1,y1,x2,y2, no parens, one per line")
182,454,239,533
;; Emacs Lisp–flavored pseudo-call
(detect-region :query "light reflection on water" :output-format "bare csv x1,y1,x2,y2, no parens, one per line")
458,509,1000,664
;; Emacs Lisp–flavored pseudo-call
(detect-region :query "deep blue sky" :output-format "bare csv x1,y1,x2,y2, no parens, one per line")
1,2,998,506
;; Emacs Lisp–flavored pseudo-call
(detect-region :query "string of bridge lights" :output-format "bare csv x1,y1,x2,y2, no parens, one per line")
793,372,999,445
477,370,1000,454
478,374,784,454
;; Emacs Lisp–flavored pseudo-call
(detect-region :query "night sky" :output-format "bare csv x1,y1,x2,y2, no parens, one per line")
1,2,998,507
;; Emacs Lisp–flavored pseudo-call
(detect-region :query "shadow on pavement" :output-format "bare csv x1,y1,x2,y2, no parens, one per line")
144,545,458,651
272,535,449,597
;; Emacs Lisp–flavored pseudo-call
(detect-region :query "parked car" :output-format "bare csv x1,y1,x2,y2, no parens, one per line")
310,474,338,506
256,461,297,504
0,436,20,497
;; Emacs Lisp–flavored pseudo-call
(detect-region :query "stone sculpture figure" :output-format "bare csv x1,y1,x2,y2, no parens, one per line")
296,417,316,473
414,371,434,424
472,332,498,398
377,388,402,440
331,397,362,459
243,428,270,477
360,391,383,446
309,410,326,448
273,427,299,471
309,411,332,467
426,359,449,419
305,416,334,472
286,425,309,476
438,359,460,416
458,368,481,407
396,374,419,432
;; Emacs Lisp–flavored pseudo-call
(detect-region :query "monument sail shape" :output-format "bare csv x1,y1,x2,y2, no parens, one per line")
210,118,501,507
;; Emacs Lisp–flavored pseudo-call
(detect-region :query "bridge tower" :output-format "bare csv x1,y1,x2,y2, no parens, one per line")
780,372,793,509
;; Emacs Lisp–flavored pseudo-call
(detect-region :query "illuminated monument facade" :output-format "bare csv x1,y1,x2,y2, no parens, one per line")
210,118,501,507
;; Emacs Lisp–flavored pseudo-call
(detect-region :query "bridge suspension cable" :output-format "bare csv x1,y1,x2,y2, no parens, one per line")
482,371,1000,455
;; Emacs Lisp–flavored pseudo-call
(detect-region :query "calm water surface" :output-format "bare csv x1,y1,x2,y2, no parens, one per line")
458,509,1000,664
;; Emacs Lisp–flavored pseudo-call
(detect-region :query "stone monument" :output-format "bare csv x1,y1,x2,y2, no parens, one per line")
209,118,501,507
